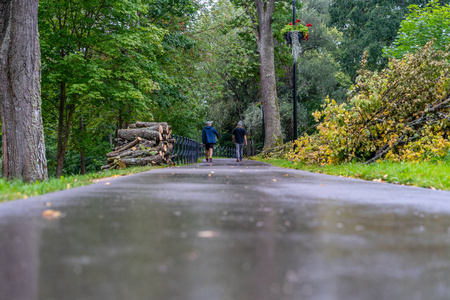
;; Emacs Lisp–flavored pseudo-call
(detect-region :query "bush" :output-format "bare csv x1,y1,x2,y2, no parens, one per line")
289,42,450,164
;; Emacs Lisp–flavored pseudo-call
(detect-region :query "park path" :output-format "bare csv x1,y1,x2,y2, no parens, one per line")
1,159,450,300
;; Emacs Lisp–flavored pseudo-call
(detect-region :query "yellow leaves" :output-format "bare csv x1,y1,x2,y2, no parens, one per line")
42,210,65,220
278,45,450,165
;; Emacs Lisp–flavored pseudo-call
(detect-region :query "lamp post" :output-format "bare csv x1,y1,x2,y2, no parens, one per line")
292,0,298,141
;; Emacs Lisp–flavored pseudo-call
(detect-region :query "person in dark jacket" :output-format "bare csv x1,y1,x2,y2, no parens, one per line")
202,121,220,162
232,120,247,162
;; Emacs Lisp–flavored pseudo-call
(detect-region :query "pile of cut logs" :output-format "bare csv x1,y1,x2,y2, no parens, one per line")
101,121,175,170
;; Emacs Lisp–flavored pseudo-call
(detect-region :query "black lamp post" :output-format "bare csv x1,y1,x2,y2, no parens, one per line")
292,0,298,141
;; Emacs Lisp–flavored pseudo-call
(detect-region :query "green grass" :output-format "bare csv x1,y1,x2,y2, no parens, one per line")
0,165,169,203
256,158,450,191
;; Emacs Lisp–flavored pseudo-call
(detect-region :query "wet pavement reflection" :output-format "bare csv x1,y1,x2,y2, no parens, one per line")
1,159,450,300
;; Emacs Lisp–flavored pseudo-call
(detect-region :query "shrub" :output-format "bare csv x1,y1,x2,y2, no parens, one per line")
289,42,450,164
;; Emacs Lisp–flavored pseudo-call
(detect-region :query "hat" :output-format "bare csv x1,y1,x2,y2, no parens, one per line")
206,121,212,125
237,120,243,126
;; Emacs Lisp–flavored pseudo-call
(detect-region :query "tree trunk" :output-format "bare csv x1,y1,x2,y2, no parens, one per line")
0,0,48,182
254,0,283,149
117,128,162,142
55,82,74,177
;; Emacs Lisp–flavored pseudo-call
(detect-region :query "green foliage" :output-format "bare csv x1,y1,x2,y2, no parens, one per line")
39,0,168,175
39,0,164,102
289,43,450,164
187,0,260,140
329,0,429,79
384,0,450,58
38,0,206,175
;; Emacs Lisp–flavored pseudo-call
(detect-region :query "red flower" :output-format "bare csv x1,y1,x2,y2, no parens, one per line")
307,23,312,27
289,23,293,25
296,19,301,23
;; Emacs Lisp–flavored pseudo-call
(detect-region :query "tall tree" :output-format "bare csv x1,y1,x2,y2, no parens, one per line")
0,0,48,182
232,0,283,149
254,0,283,148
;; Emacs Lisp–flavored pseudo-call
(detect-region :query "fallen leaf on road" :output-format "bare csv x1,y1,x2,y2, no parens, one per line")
197,231,220,238
42,210,64,220
272,179,278,182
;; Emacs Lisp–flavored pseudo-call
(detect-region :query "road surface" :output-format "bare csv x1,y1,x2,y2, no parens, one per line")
1,159,450,300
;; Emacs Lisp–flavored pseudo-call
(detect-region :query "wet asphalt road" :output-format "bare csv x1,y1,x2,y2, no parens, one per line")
1,159,450,300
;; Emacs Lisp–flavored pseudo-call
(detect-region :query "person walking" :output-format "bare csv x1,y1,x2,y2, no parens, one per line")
202,121,220,162
232,120,247,162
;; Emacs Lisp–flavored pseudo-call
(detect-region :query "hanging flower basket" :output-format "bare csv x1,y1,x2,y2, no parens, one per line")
280,20,312,45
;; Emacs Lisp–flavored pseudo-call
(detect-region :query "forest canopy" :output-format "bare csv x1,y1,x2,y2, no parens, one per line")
1,0,448,178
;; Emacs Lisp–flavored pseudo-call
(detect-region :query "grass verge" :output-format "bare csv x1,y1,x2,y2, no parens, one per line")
0,165,169,203
256,158,450,191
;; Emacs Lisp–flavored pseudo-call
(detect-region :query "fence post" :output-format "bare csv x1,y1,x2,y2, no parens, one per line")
178,136,182,165
171,134,208,165
183,137,187,164
180,136,184,164
184,137,188,164
189,139,193,163
185,138,189,164
175,135,179,165
197,143,200,162
187,138,190,164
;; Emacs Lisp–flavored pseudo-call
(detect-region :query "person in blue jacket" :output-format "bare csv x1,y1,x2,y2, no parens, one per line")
202,121,220,162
